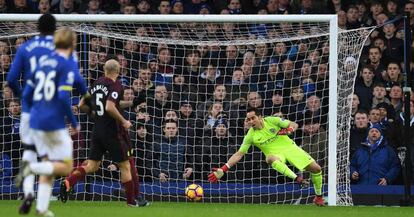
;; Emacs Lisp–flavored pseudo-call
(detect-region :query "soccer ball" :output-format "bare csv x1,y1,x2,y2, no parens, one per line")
185,184,203,201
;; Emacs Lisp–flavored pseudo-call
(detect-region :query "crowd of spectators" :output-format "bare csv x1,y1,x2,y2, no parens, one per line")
1,0,414,188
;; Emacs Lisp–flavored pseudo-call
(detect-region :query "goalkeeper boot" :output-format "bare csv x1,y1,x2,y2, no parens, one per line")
313,195,326,207
14,161,32,188
59,179,72,203
36,210,55,217
19,193,34,214
295,176,309,189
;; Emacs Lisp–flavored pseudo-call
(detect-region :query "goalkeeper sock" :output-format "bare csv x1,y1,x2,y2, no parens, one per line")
129,158,141,198
271,161,297,180
122,180,136,205
36,183,52,213
29,162,53,175
22,149,37,197
311,171,323,196
67,166,86,187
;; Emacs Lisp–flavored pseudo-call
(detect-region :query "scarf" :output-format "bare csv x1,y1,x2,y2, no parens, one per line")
399,112,414,127
366,135,383,151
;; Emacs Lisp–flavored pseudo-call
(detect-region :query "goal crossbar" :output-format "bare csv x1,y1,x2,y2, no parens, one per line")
0,14,338,23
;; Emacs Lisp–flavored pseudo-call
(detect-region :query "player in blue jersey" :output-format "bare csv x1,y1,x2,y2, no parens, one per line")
15,27,85,217
7,14,88,215
6,14,56,215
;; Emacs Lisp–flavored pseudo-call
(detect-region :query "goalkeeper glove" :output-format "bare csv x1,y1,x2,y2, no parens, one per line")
278,127,294,135
208,164,229,183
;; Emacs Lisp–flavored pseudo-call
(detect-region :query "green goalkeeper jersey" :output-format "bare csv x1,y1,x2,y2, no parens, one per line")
239,116,297,156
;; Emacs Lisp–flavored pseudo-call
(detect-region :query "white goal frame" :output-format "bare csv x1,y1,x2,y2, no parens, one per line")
0,14,339,206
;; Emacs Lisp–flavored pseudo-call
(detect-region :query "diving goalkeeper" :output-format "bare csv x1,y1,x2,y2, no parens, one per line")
208,108,325,206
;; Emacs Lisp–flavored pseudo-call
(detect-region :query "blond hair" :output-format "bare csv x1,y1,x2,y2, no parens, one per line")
54,27,76,49
104,59,120,75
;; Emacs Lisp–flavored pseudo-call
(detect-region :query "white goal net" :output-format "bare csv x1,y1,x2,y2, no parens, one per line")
0,15,374,206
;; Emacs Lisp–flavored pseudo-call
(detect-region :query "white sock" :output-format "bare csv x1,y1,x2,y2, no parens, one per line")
30,162,54,175
36,183,52,213
23,175,35,197
22,150,37,162
22,150,38,197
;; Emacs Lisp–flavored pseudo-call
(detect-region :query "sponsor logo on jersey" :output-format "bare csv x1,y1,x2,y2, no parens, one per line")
66,71,74,84
256,135,278,146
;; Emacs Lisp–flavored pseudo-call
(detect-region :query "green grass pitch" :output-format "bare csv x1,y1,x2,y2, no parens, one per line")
0,200,413,217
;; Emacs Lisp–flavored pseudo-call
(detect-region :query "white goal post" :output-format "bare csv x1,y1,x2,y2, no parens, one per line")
0,14,373,206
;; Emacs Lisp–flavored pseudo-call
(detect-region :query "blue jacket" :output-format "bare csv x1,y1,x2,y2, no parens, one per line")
0,153,12,183
353,78,373,111
2,114,20,135
152,136,191,180
350,139,400,185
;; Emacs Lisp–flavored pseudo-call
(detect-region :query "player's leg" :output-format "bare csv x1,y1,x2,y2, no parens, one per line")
62,134,104,201
128,157,140,197
20,147,36,192
109,135,141,206
18,114,37,214
35,174,54,216
24,130,74,177
266,154,298,180
18,113,36,214
118,160,137,206
304,161,325,206
27,129,74,216
304,161,322,195
65,160,101,189
15,130,72,180
128,156,149,206
284,146,325,206
32,159,72,215
60,159,101,203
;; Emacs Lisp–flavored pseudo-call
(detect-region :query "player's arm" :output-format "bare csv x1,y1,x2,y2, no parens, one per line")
277,121,298,135
269,116,298,135
287,121,298,131
106,101,127,122
59,88,78,129
208,151,245,183
21,79,35,109
58,64,80,130
70,54,93,111
106,97,131,129
119,100,133,109
71,59,93,108
6,48,24,97
208,133,252,183
226,151,245,168
79,94,94,118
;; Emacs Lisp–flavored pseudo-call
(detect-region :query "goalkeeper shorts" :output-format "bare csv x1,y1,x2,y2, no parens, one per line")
271,146,315,171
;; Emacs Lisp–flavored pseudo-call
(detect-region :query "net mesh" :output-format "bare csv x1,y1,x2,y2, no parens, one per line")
0,19,374,205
